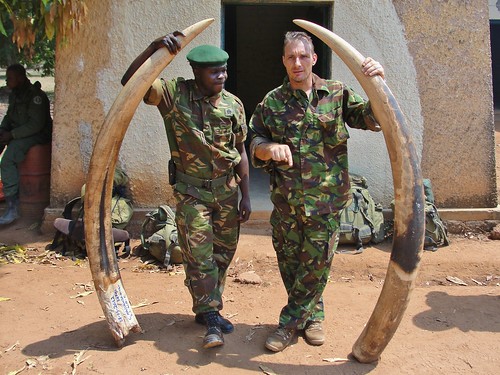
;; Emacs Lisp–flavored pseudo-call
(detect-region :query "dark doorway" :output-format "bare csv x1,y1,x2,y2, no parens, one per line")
491,20,500,109
223,3,332,119
222,3,333,211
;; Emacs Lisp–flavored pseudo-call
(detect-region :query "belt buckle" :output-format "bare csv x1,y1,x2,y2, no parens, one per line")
202,179,212,189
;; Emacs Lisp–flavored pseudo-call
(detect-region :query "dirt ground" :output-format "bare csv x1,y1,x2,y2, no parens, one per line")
0,222,499,375
0,75,499,375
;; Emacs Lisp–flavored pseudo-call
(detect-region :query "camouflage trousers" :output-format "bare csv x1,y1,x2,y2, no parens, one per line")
0,137,47,198
270,208,340,330
174,191,240,315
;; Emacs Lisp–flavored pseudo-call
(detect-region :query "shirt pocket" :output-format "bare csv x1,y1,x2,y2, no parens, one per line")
213,119,234,148
317,112,349,146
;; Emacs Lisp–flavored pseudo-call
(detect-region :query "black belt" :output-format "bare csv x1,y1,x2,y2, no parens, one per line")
176,170,231,189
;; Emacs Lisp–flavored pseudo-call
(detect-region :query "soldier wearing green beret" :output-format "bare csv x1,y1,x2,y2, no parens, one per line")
122,33,251,349
0,64,53,225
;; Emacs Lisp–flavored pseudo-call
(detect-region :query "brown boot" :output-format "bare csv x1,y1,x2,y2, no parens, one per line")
304,321,325,346
265,325,296,352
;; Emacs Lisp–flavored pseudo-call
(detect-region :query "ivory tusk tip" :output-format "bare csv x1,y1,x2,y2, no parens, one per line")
198,18,215,25
180,19,215,45
197,18,215,26
293,19,311,27
352,350,380,364
293,19,302,26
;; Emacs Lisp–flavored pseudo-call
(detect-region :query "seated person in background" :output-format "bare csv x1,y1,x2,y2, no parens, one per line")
0,63,53,225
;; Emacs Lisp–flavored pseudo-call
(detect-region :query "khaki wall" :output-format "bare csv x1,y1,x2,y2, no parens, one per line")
51,0,112,207
47,0,497,227
393,1,496,208
51,0,222,209
332,1,423,206
333,0,496,208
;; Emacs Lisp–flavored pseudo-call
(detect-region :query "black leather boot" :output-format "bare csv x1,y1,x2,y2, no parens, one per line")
0,195,19,225
195,311,234,334
202,311,224,348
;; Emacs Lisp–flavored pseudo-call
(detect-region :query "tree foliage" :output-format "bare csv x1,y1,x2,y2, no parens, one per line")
0,21,55,75
0,0,87,74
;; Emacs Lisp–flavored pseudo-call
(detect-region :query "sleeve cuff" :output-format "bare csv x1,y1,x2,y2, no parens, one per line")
249,137,272,169
143,79,163,106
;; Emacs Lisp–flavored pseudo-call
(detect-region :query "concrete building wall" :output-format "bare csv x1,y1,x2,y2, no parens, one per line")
332,0,423,206
45,0,497,230
51,0,221,210
333,0,495,208
393,1,496,208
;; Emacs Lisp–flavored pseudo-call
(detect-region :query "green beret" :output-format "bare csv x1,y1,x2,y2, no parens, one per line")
186,45,229,67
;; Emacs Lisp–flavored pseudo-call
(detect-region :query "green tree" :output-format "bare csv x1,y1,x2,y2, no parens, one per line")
0,14,55,75
0,0,87,74
0,0,12,36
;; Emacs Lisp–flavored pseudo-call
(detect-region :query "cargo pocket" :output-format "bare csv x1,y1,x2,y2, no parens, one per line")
326,215,341,262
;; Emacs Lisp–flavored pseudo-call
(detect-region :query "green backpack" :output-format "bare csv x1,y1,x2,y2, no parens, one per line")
80,167,134,230
389,178,449,251
423,179,449,251
110,195,133,230
140,205,182,267
338,174,385,250
49,167,133,258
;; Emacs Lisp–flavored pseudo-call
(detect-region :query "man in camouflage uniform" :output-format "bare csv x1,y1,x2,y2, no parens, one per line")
249,31,385,352
121,33,251,348
0,64,53,225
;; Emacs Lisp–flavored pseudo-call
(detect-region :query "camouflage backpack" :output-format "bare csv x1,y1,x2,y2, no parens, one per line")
81,168,134,230
389,178,449,251
338,174,385,250
48,167,132,258
423,179,449,251
140,205,182,267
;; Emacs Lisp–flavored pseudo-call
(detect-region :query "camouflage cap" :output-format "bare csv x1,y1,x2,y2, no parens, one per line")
186,45,229,67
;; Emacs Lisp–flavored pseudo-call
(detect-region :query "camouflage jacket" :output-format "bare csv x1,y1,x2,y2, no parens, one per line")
145,77,247,202
249,74,380,216
0,79,52,141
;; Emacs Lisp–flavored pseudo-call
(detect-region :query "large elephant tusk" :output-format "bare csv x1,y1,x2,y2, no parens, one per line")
293,19,425,363
83,18,214,347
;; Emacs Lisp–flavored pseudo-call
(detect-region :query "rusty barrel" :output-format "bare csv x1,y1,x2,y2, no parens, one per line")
19,143,52,219
0,179,4,202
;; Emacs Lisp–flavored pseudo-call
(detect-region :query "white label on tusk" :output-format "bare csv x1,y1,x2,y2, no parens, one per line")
104,281,136,324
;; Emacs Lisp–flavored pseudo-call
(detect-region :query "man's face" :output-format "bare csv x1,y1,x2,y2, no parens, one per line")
5,70,23,90
193,65,228,97
282,40,317,86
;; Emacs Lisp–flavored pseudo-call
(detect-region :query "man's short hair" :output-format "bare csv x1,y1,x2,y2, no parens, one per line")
283,31,315,55
7,63,27,78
